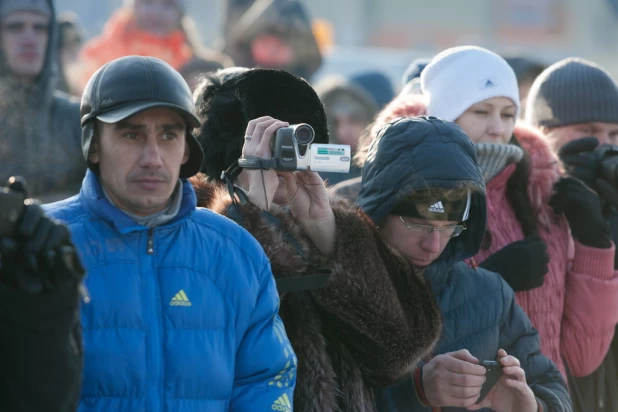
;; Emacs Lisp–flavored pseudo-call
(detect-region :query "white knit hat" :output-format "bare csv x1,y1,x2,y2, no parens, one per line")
421,46,520,122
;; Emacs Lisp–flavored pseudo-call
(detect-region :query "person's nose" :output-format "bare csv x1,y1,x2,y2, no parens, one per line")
420,230,442,254
139,137,164,169
487,114,505,139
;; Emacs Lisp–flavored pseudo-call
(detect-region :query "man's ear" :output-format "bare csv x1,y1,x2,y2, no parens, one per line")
182,137,190,164
88,133,99,164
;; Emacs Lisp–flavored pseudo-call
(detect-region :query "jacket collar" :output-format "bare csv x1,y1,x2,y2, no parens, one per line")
79,169,197,234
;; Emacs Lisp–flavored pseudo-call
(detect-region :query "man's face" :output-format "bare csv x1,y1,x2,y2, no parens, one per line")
546,122,618,152
251,34,293,67
334,115,366,151
1,11,49,81
133,0,181,37
89,108,190,216
378,215,460,267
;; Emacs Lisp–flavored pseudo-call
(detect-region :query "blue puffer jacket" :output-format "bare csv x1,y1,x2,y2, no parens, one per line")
356,117,572,411
44,170,296,412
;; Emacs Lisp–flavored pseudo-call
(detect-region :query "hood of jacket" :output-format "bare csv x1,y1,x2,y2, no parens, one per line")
0,0,58,105
356,116,487,293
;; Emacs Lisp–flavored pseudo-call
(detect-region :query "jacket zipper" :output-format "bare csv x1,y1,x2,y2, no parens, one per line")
145,228,162,411
147,229,154,254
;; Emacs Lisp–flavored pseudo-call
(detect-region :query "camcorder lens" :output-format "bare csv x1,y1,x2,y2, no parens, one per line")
294,124,315,145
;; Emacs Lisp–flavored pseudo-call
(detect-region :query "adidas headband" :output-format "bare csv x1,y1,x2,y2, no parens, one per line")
391,189,471,222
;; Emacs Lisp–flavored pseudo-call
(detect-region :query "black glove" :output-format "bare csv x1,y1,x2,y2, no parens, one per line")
549,177,611,248
558,137,601,189
0,178,85,294
559,137,618,210
479,235,550,292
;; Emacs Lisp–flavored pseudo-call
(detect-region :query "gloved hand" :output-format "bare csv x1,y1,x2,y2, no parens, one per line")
558,137,601,189
559,137,618,210
549,177,611,248
479,235,549,292
0,177,85,294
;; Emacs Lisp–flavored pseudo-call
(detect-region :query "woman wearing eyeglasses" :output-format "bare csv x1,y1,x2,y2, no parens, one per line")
358,46,618,388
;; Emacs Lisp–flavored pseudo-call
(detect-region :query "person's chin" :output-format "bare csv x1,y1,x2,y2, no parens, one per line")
408,256,435,267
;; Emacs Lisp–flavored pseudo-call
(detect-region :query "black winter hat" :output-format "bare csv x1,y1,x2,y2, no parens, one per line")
81,55,204,178
196,68,329,180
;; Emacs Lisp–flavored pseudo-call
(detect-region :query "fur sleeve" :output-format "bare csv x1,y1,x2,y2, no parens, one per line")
191,174,313,286
308,196,442,386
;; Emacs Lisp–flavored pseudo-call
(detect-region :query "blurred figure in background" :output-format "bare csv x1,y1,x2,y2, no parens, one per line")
526,57,618,412
503,55,547,119
0,0,84,202
56,11,84,96
223,0,322,80
399,56,430,95
76,0,203,92
178,49,234,91
315,71,394,186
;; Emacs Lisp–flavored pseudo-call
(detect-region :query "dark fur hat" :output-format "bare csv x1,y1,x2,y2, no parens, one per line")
196,68,329,180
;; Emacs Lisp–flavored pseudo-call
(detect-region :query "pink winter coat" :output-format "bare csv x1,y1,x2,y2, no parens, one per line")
474,124,618,379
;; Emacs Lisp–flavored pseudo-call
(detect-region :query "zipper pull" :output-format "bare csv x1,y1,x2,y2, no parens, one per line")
147,229,154,255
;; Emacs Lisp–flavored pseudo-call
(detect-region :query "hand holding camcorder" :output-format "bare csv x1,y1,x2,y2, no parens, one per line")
0,177,86,295
239,122,351,173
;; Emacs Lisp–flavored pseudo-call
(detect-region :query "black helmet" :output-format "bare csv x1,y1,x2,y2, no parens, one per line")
80,55,204,178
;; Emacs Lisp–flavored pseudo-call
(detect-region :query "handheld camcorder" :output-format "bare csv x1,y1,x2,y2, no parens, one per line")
0,186,25,237
596,144,618,187
270,124,351,173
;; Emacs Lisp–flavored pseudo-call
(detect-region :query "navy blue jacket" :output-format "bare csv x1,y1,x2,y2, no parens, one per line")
356,117,572,411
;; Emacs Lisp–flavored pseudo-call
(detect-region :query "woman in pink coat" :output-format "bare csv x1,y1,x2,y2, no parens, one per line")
355,46,618,380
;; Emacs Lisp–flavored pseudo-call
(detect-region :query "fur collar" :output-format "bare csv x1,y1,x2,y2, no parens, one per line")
513,123,561,213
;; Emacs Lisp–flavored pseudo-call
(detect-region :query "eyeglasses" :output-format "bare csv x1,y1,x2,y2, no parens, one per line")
399,216,466,239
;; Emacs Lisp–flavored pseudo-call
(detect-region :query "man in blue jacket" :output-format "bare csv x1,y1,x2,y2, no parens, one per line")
357,117,571,411
44,55,296,411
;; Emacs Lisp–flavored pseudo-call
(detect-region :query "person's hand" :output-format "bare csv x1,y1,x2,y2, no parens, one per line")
0,177,85,294
422,349,487,408
558,136,600,190
559,137,618,209
549,177,611,248
241,116,289,210
281,171,335,255
479,236,549,292
467,349,538,412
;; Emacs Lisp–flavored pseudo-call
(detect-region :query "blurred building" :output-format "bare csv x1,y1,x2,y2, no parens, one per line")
54,0,618,79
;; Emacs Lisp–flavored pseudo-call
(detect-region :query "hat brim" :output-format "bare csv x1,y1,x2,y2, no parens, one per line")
96,101,200,128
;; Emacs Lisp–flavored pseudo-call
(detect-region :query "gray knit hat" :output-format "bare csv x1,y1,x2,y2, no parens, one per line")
525,57,618,128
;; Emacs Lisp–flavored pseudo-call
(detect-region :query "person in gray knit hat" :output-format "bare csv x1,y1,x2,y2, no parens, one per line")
526,57,618,150
527,57,618,412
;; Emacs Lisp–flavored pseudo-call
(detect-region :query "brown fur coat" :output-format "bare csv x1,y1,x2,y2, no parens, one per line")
190,175,442,412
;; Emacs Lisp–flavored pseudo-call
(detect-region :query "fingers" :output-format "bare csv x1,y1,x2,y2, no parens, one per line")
448,349,480,365
447,371,486,388
258,121,289,156
445,351,485,375
7,176,29,199
243,117,289,158
597,178,618,208
558,136,599,157
245,116,275,138
17,202,44,238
